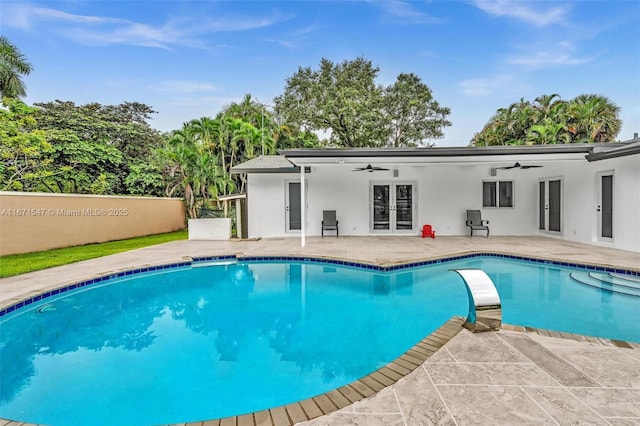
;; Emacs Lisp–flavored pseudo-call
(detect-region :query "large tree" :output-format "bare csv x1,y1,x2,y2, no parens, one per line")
0,36,33,99
33,100,165,194
275,57,387,147
275,58,450,147
384,73,451,147
0,99,52,190
472,94,622,146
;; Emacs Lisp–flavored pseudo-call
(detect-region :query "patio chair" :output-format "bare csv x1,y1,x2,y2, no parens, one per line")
466,210,489,237
322,210,339,238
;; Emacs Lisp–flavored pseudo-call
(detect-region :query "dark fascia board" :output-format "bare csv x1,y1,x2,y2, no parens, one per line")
230,166,300,174
586,140,640,162
279,143,626,159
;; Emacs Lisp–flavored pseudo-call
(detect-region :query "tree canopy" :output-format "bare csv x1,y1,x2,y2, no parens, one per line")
274,57,451,147
384,73,451,147
162,95,319,217
32,100,165,194
472,94,622,146
0,99,52,191
0,36,33,99
0,98,167,195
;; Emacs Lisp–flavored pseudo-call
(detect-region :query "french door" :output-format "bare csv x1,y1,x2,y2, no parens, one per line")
538,178,562,234
597,172,614,241
285,181,301,232
371,182,416,232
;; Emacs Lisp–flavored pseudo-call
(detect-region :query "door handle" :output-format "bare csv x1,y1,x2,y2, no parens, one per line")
597,205,601,212
286,206,289,212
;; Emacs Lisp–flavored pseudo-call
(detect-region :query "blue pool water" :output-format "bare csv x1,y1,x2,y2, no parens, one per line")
1,256,638,425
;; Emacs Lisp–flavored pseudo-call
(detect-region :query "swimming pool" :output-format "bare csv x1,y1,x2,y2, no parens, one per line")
1,254,638,425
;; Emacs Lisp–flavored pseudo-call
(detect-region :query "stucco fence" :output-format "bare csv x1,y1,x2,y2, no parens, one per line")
0,191,186,256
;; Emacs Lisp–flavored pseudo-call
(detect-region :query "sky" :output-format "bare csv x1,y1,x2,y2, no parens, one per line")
2,0,639,147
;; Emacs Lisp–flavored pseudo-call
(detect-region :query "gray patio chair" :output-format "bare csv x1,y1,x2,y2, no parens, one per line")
466,210,489,237
322,210,339,238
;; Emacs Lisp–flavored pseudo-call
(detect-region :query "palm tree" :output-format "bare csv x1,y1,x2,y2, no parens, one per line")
0,36,33,99
527,119,571,145
164,135,198,218
567,95,621,142
532,93,565,120
472,93,621,145
189,117,217,151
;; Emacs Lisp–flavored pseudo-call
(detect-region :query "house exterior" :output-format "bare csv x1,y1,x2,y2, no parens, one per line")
231,140,640,253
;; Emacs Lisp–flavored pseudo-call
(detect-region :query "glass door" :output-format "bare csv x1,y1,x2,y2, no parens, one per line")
395,184,413,230
598,172,614,240
372,184,390,230
538,178,562,233
286,181,301,232
371,182,415,232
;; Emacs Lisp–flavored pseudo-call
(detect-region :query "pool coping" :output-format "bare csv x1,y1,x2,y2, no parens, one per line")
1,252,639,425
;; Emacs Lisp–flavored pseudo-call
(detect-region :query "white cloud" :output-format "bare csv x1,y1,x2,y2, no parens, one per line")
154,81,220,93
458,74,531,97
2,4,130,29
374,0,444,24
472,0,569,26
263,24,320,50
2,4,286,49
265,37,295,49
507,41,596,69
295,25,321,37
459,80,491,97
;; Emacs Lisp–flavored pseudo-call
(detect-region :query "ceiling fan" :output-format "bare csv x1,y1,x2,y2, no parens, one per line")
352,164,390,172
495,162,543,170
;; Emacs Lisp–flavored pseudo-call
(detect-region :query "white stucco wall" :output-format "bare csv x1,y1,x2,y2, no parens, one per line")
245,156,639,252
590,155,639,252
247,174,290,238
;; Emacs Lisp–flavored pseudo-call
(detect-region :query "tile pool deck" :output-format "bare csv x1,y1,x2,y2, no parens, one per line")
1,236,639,425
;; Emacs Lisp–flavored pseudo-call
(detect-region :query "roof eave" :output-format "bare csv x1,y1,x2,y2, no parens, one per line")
230,167,300,174
586,142,640,162
279,143,620,159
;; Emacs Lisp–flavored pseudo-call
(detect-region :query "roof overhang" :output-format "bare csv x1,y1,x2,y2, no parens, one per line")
232,143,638,173
586,140,640,162
230,155,300,174
279,144,624,167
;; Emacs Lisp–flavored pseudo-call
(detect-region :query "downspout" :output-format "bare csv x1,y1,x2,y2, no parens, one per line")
300,166,306,247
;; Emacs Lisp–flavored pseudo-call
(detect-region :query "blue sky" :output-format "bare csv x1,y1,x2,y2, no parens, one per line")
2,0,639,146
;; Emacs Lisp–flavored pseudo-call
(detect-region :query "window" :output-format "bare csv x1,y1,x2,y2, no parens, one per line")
483,181,513,208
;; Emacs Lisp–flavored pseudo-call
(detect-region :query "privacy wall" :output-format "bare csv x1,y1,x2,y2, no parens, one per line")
0,192,186,256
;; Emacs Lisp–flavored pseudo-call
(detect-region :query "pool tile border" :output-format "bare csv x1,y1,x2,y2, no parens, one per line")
2,252,639,317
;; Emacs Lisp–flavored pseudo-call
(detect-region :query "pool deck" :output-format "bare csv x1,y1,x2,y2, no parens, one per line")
1,236,639,425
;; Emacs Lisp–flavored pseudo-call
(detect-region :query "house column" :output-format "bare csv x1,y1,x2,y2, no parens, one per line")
300,166,306,247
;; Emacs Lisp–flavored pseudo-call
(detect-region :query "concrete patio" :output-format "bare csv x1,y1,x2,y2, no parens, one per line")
1,236,639,425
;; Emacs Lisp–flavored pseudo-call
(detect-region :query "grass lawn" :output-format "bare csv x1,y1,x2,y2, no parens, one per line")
0,230,188,278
